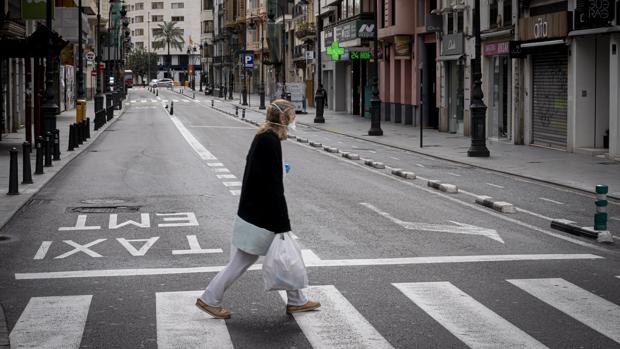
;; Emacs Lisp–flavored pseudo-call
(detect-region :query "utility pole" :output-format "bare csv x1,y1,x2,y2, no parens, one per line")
42,0,59,136
368,0,383,136
77,0,85,100
313,0,325,123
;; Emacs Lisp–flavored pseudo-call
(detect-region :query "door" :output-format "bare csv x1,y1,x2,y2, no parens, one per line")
490,56,511,140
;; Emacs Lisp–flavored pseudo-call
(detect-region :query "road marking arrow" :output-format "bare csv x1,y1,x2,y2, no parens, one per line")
361,203,505,243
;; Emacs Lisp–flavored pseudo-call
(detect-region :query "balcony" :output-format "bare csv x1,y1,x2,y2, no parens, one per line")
246,6,267,20
294,22,316,42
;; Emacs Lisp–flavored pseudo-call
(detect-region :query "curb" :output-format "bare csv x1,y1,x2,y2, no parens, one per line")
323,146,339,153
0,106,126,231
294,121,620,201
309,141,322,148
297,137,309,144
391,168,417,179
427,180,458,193
475,195,515,213
363,159,385,169
341,152,360,160
551,219,614,243
0,304,8,349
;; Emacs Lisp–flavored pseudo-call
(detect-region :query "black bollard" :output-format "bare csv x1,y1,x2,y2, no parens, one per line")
86,118,91,139
22,142,33,184
72,124,80,148
170,101,174,115
156,89,158,96
35,136,44,175
81,121,86,142
53,129,61,161
8,147,19,195
77,122,84,145
44,132,53,167
68,124,75,151
235,106,238,117
211,99,214,107
242,108,245,119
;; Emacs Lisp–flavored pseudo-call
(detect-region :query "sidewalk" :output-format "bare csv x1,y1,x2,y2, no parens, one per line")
212,91,620,199
0,99,125,230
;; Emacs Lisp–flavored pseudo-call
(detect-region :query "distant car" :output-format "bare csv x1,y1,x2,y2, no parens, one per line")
156,78,173,87
125,79,133,89
149,79,159,87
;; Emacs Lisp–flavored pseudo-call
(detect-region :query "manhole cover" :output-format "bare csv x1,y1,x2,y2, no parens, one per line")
67,206,141,213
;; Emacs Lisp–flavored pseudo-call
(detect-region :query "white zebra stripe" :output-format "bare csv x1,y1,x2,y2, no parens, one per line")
10,295,92,349
394,282,548,349
508,278,620,343
280,285,394,349
156,291,233,349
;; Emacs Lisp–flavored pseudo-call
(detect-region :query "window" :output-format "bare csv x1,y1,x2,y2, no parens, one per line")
489,0,499,28
457,11,463,32
134,28,144,36
171,2,184,9
502,0,512,26
202,20,214,33
203,0,214,10
135,42,144,49
135,16,144,23
171,16,185,22
152,15,164,22
447,13,454,33
152,2,164,9
153,28,163,36
135,2,144,10
391,0,395,25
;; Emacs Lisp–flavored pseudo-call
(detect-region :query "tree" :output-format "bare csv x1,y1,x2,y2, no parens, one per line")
127,48,158,84
152,21,185,78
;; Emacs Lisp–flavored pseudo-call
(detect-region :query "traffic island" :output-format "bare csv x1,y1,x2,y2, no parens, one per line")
551,219,614,243
475,195,515,213
427,180,458,193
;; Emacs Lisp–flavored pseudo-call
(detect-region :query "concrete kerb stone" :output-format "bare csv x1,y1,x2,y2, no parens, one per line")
475,195,515,213
342,152,360,160
323,146,339,153
427,180,459,193
309,141,322,147
363,159,385,169
297,137,309,143
289,134,297,140
391,168,416,179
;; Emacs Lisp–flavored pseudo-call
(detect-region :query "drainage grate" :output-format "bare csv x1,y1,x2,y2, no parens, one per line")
67,206,141,213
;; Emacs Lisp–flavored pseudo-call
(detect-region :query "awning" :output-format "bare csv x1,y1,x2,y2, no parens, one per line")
569,27,620,37
520,39,565,48
437,54,463,61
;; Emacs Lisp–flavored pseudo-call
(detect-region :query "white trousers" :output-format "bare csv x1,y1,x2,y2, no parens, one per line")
201,246,308,307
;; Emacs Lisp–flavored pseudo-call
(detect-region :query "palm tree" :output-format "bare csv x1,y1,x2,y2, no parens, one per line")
152,21,185,78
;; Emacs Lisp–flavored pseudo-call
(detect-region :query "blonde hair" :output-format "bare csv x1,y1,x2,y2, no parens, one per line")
257,99,296,140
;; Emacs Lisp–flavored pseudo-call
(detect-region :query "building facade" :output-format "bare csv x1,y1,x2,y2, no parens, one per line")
126,0,202,84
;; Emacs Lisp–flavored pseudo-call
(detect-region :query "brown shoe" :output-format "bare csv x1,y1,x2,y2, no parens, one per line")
286,300,321,314
195,298,231,319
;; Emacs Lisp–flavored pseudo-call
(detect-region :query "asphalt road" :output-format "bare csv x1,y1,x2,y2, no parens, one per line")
1,87,619,349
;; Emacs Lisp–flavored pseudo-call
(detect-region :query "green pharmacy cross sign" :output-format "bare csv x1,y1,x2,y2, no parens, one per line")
327,41,345,61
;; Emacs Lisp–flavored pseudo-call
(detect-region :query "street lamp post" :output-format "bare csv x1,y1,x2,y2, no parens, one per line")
268,1,290,100
368,0,383,136
95,0,104,128
242,22,248,106
259,22,266,110
42,0,59,136
312,0,325,123
467,0,490,157
77,0,85,100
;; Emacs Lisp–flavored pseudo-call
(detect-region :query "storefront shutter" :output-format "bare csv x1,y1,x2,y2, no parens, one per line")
532,49,568,149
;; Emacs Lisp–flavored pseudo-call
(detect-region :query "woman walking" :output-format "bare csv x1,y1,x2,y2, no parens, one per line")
196,99,320,319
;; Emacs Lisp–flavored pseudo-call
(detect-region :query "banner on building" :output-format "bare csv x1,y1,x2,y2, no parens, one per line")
394,36,412,59
22,0,54,20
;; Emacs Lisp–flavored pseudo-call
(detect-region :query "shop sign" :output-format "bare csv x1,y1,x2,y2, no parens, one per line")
518,12,568,41
394,36,412,59
441,33,464,56
325,19,376,48
483,42,510,56
575,0,616,29
327,40,345,60
426,15,443,32
508,41,525,58
22,0,53,20
349,49,371,60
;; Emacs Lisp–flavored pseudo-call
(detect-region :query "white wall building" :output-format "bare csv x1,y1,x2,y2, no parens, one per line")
125,0,202,84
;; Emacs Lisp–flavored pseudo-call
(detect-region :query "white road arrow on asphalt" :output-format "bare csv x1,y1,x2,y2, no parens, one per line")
361,203,504,243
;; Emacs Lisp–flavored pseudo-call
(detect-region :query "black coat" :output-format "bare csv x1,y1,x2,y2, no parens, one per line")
237,130,291,233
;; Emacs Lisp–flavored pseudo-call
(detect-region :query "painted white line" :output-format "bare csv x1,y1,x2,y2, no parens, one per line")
207,162,224,167
141,99,147,103
10,295,92,349
394,282,547,348
216,174,237,179
279,285,393,349
14,253,602,279
539,197,564,205
230,190,241,196
508,278,620,343
34,241,53,260
131,100,137,103
213,168,230,173
486,183,505,189
447,172,461,177
183,99,190,103
170,116,217,161
151,99,157,103
416,163,425,168
172,235,223,255
610,217,620,222
390,156,400,160
515,208,554,221
222,181,242,187
157,291,233,349
172,99,179,103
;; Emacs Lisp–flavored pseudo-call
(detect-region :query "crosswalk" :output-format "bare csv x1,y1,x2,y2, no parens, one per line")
8,277,620,348
129,99,194,104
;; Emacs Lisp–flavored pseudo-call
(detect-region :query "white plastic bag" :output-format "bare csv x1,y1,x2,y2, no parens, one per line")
262,233,308,291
